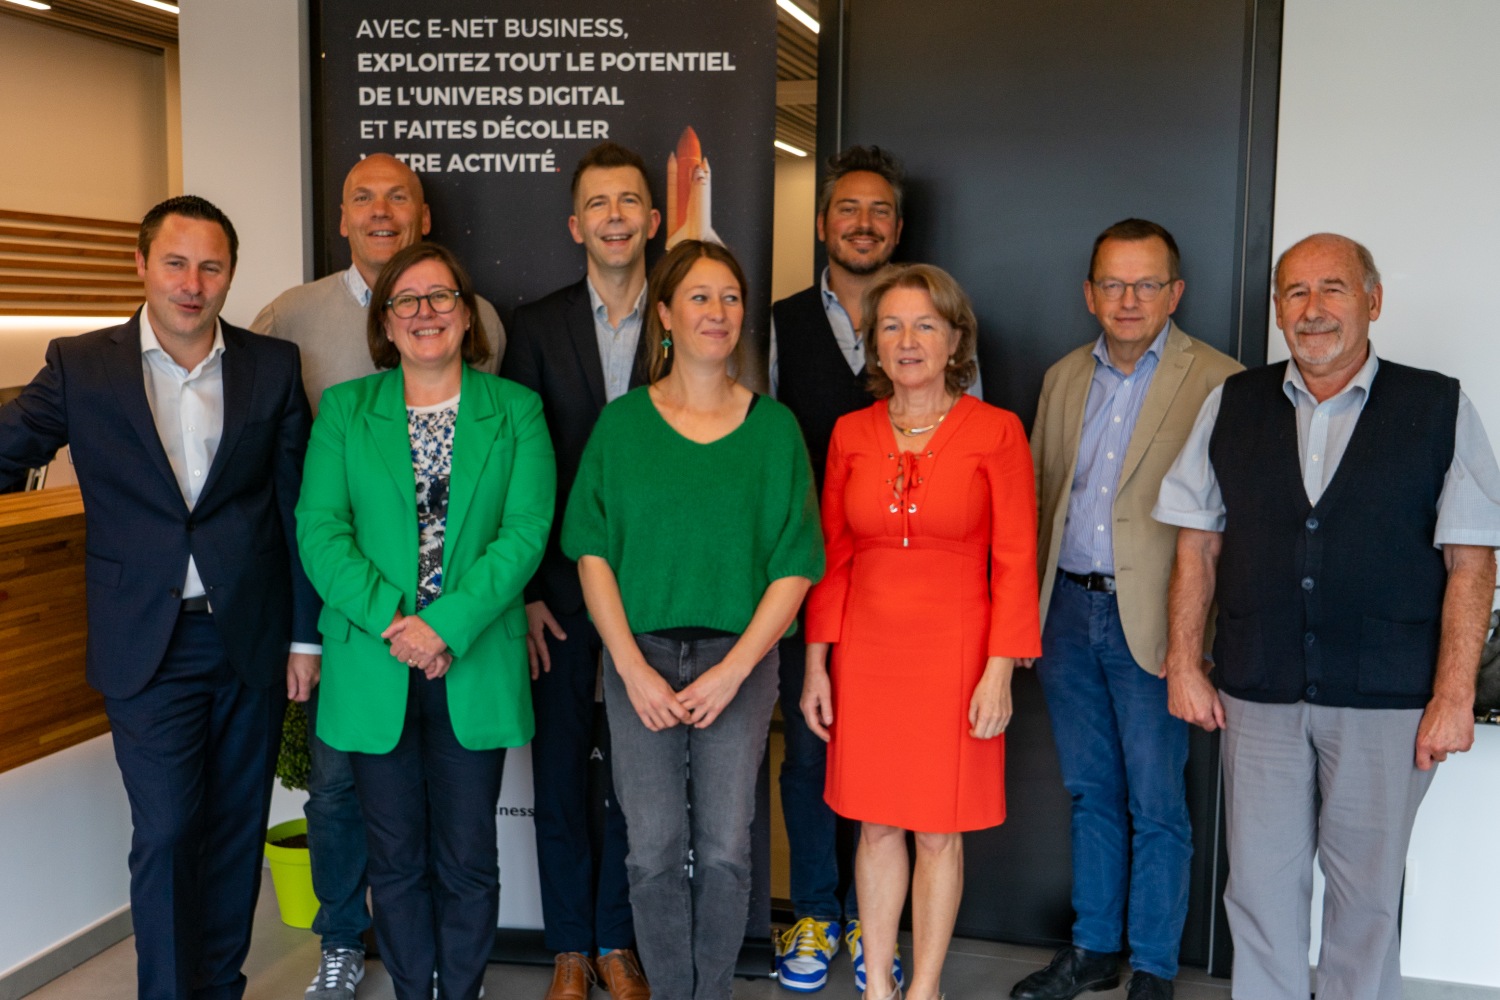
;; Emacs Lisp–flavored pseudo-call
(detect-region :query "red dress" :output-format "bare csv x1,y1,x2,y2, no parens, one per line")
805,396,1041,832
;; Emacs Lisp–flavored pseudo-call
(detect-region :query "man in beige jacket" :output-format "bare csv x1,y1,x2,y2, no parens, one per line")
1013,220,1239,1000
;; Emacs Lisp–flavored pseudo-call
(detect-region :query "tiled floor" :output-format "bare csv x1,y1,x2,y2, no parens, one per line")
24,879,1232,1000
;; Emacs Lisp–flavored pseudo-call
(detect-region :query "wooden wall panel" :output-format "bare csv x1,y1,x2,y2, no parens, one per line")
0,487,107,774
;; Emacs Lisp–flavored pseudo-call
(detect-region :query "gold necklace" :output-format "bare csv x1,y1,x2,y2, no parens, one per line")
889,398,955,437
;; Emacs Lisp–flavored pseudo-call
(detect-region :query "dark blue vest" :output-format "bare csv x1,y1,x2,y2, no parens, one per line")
1207,360,1458,709
771,285,875,493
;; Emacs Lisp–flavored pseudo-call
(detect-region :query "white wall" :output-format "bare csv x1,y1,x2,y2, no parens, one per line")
0,737,131,979
0,14,169,221
772,155,818,301
0,19,173,979
1274,0,1500,987
1271,1,1500,436
179,0,312,327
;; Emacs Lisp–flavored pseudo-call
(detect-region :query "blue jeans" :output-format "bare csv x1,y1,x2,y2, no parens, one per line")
776,632,856,921
305,687,372,951
604,633,779,1000
1036,575,1192,979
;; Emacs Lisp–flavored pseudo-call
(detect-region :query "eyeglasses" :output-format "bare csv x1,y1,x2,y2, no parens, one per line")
386,289,460,318
1091,279,1176,302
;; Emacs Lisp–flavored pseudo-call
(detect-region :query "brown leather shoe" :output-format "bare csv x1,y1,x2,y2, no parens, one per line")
545,952,596,1000
596,949,651,1000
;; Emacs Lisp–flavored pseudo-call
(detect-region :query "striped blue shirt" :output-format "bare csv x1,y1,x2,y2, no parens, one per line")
1057,322,1171,576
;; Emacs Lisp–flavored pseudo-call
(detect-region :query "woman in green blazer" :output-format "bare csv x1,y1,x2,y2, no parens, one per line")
296,241,555,1000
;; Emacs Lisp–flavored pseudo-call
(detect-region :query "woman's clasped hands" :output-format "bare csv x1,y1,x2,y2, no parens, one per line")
383,611,452,679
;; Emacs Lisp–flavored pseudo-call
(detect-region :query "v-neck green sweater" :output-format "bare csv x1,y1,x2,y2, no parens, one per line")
562,387,824,635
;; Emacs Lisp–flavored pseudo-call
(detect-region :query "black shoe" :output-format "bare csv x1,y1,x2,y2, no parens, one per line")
1010,946,1121,1000
1126,971,1173,1000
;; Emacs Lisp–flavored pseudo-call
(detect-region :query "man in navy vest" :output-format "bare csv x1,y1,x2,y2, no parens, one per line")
1153,233,1500,1000
768,145,902,994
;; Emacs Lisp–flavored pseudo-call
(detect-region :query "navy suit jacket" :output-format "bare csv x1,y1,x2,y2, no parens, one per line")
0,311,321,699
500,279,651,615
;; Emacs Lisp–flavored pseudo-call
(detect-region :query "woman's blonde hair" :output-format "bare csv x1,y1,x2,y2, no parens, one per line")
859,263,979,399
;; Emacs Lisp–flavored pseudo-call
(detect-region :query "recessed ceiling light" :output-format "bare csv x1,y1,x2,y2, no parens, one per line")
774,140,809,157
125,0,180,13
776,0,819,34
3,0,53,10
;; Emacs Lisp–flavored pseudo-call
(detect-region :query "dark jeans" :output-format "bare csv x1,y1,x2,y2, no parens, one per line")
604,633,778,1000
530,606,634,953
104,610,283,1000
1036,575,1192,978
304,687,372,951
776,631,857,922
348,672,506,1000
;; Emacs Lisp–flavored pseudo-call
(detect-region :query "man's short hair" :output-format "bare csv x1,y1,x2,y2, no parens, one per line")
1088,218,1181,282
816,145,906,221
1273,233,1382,293
570,141,653,206
138,195,240,270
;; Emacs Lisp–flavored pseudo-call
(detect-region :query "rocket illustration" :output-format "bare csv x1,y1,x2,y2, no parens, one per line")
666,126,723,248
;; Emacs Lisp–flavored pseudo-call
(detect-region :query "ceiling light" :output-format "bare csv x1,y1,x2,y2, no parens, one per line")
3,0,53,10
776,0,819,34
125,0,179,12
774,140,809,157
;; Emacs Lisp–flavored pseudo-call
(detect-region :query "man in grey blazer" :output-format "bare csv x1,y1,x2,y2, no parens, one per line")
1014,220,1240,1000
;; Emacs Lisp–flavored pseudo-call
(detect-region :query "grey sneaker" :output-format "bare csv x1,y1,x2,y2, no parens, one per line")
306,948,365,1000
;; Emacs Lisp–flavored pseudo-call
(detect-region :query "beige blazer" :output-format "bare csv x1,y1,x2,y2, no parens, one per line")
1032,322,1241,673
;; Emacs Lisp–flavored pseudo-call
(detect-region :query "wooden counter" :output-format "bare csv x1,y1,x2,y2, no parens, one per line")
0,486,107,773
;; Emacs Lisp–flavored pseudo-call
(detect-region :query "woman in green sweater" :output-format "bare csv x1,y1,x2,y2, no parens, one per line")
563,239,824,1000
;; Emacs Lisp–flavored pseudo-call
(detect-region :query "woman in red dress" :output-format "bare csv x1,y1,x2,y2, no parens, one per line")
802,264,1041,1000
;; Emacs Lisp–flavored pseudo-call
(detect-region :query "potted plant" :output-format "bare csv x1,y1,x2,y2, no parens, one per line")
264,699,320,928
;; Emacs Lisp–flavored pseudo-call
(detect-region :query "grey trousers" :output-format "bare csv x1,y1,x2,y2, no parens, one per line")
603,633,779,1000
1220,694,1436,1000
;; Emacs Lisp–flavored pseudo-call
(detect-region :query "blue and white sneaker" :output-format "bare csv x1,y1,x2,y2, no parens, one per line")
777,916,842,992
846,920,904,993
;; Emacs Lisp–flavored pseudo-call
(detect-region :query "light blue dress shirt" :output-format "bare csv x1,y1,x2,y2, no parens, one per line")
343,264,372,308
587,279,647,403
1058,322,1171,576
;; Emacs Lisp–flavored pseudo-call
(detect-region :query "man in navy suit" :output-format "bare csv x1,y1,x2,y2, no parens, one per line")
499,141,657,1000
0,195,321,1000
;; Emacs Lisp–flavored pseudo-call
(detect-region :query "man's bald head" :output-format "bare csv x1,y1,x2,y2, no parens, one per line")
339,154,432,286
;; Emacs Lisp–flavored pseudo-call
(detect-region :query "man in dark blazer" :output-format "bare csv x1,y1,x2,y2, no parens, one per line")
499,141,657,1000
0,195,320,1000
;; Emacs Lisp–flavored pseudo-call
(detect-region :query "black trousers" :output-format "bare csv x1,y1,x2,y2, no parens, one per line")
529,606,634,953
104,610,283,1000
349,671,505,1000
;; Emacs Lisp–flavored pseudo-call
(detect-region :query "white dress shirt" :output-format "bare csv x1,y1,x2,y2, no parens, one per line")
139,309,225,601
140,309,320,654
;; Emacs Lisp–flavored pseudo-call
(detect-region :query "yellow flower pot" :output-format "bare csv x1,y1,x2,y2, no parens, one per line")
264,817,320,929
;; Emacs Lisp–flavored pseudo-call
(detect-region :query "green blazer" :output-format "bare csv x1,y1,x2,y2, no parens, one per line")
296,364,556,752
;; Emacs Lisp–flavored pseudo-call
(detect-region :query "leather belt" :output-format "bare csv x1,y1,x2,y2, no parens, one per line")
181,595,211,614
1062,570,1116,594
